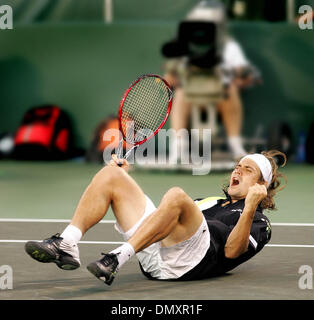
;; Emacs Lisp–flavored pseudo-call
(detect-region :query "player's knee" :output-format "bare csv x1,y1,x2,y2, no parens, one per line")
164,187,189,208
92,165,124,188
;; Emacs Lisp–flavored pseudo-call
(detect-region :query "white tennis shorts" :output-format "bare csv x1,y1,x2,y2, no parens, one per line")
114,195,210,279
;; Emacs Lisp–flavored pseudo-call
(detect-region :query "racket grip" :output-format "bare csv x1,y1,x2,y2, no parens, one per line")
117,157,124,167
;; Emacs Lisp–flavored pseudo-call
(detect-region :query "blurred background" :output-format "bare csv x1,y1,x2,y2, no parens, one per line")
0,0,313,222
0,0,313,160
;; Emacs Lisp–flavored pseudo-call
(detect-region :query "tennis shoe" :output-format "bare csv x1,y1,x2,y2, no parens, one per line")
87,253,119,286
25,233,81,270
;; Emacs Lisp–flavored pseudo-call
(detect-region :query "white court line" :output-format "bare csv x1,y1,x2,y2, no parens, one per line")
0,239,313,248
265,244,314,248
1,218,314,227
0,220,313,248
271,223,314,227
0,218,116,223
0,240,124,244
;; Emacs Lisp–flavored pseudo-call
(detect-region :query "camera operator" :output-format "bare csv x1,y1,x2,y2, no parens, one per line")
162,0,261,162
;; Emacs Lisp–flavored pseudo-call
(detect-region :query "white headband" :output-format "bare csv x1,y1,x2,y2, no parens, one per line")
242,154,272,187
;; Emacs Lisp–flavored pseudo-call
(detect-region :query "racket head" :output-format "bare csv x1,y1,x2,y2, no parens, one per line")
118,74,173,147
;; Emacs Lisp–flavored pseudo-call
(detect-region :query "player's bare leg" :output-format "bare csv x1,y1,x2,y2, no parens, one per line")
87,186,204,285
128,187,204,251
70,165,147,235
25,164,148,271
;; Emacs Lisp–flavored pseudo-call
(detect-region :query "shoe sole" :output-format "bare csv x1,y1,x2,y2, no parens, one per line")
25,241,79,271
86,262,115,286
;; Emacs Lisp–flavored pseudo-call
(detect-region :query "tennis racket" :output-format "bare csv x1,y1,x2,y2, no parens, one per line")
116,74,173,162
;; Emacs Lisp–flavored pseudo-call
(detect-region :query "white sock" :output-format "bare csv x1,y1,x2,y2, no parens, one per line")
60,224,82,244
228,136,247,159
60,224,82,263
110,242,135,269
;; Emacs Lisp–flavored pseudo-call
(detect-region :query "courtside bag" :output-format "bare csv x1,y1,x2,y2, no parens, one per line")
85,116,128,163
13,105,74,160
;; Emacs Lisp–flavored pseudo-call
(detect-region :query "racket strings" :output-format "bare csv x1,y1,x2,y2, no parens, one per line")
120,76,171,144
136,78,169,131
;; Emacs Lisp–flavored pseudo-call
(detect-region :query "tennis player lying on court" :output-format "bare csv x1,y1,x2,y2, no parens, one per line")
25,150,286,285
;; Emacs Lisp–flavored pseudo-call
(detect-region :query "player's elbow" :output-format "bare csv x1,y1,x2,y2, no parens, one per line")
224,245,247,259
224,247,239,259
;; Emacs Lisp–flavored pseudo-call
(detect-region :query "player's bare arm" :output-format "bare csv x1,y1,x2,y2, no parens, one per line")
224,183,267,259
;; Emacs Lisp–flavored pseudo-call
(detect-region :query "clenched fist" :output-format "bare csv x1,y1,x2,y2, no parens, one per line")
244,183,267,210
108,154,130,173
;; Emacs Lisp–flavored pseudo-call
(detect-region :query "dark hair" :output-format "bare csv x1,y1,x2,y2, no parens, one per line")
223,150,287,211
258,150,287,210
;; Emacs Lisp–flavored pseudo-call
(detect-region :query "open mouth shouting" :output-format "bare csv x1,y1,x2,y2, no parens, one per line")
230,176,240,187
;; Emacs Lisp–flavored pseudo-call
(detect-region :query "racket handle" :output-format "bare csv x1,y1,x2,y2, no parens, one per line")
116,143,134,167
